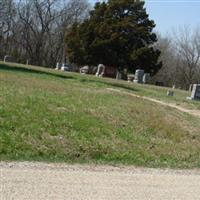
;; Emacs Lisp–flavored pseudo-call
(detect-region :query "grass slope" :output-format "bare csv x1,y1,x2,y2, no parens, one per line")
1,62,200,168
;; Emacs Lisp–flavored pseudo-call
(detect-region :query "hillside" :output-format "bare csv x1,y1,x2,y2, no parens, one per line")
1,62,200,168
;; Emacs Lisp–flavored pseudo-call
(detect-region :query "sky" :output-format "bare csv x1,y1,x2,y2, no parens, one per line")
89,0,200,35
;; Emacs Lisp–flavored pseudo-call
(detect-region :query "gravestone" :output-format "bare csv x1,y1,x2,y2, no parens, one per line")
96,64,105,77
189,84,193,92
4,55,14,63
55,62,61,70
134,69,144,84
80,66,89,74
167,90,174,97
127,74,134,82
61,63,70,71
187,84,200,101
143,73,150,84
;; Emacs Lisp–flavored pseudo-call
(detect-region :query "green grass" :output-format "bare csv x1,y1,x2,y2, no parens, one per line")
1,62,200,168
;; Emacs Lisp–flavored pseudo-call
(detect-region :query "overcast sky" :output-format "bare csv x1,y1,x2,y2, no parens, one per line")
89,0,200,35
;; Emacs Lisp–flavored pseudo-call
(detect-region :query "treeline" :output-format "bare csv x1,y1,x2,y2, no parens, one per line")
155,26,200,89
0,0,90,67
1,0,200,90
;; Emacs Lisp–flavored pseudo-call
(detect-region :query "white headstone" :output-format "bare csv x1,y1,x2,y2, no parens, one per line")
134,69,144,84
190,84,200,100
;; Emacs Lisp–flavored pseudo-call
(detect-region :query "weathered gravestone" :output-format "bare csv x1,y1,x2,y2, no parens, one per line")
167,90,174,97
134,69,144,84
127,74,134,82
187,84,200,101
80,66,89,74
55,62,61,70
143,73,150,84
189,84,193,92
96,64,105,77
4,55,14,63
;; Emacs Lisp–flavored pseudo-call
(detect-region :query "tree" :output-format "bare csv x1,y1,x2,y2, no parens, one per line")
66,0,162,74
154,26,200,89
174,26,200,88
16,0,90,66
0,0,90,66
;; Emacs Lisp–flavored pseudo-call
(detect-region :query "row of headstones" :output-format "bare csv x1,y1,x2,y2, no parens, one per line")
55,63,70,71
128,70,150,84
168,84,200,101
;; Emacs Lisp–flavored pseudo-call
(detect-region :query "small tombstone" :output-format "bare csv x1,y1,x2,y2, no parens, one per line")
4,55,14,63
127,74,134,82
143,73,150,84
80,66,89,74
189,84,193,92
96,64,105,77
55,62,61,70
187,84,200,101
116,70,122,80
167,90,174,97
104,66,117,78
134,69,144,84
61,63,69,71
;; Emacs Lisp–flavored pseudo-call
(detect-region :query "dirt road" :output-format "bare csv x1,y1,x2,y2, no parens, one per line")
107,88,200,118
1,162,200,200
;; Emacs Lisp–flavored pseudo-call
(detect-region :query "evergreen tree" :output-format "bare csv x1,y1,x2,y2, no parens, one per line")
66,0,162,74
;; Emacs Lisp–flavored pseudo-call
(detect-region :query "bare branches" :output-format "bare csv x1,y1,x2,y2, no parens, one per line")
0,0,90,66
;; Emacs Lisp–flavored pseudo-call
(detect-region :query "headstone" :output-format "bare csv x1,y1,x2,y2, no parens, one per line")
187,84,200,101
104,66,117,78
4,55,14,63
189,84,193,92
96,64,105,77
80,66,89,74
127,74,134,82
55,62,60,70
61,63,69,71
116,70,122,80
143,73,150,84
134,69,144,84
167,90,174,97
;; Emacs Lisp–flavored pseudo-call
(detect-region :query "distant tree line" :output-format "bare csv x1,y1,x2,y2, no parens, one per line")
1,0,200,89
0,0,90,67
154,26,200,90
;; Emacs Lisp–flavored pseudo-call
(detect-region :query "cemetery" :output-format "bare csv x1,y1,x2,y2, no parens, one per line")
1,0,200,198
1,61,200,169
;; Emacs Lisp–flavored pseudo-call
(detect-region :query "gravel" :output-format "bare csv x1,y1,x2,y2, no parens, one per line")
1,162,200,200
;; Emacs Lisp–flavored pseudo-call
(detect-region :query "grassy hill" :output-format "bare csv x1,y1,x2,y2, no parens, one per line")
1,62,200,168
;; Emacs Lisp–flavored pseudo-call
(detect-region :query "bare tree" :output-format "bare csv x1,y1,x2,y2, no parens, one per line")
154,26,200,89
0,0,90,66
174,26,200,89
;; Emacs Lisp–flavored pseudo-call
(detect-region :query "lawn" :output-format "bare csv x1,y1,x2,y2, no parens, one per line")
0,62,200,168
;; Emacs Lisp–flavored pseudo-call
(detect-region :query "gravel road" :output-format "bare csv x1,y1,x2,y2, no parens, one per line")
1,162,200,200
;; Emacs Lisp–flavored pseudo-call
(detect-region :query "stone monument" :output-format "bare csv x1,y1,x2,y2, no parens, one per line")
80,66,89,74
143,73,150,84
134,69,144,84
96,64,105,77
187,84,200,101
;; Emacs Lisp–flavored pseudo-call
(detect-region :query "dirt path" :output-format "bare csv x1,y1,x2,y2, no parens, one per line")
107,88,200,118
1,162,200,200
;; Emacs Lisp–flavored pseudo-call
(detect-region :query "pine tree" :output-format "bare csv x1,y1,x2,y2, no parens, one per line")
66,0,162,74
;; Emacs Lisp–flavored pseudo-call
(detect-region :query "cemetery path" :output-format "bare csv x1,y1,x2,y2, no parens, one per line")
1,161,200,200
107,88,200,118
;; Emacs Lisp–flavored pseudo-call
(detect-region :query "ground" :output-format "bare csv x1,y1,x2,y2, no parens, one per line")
1,162,200,200
1,62,200,168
